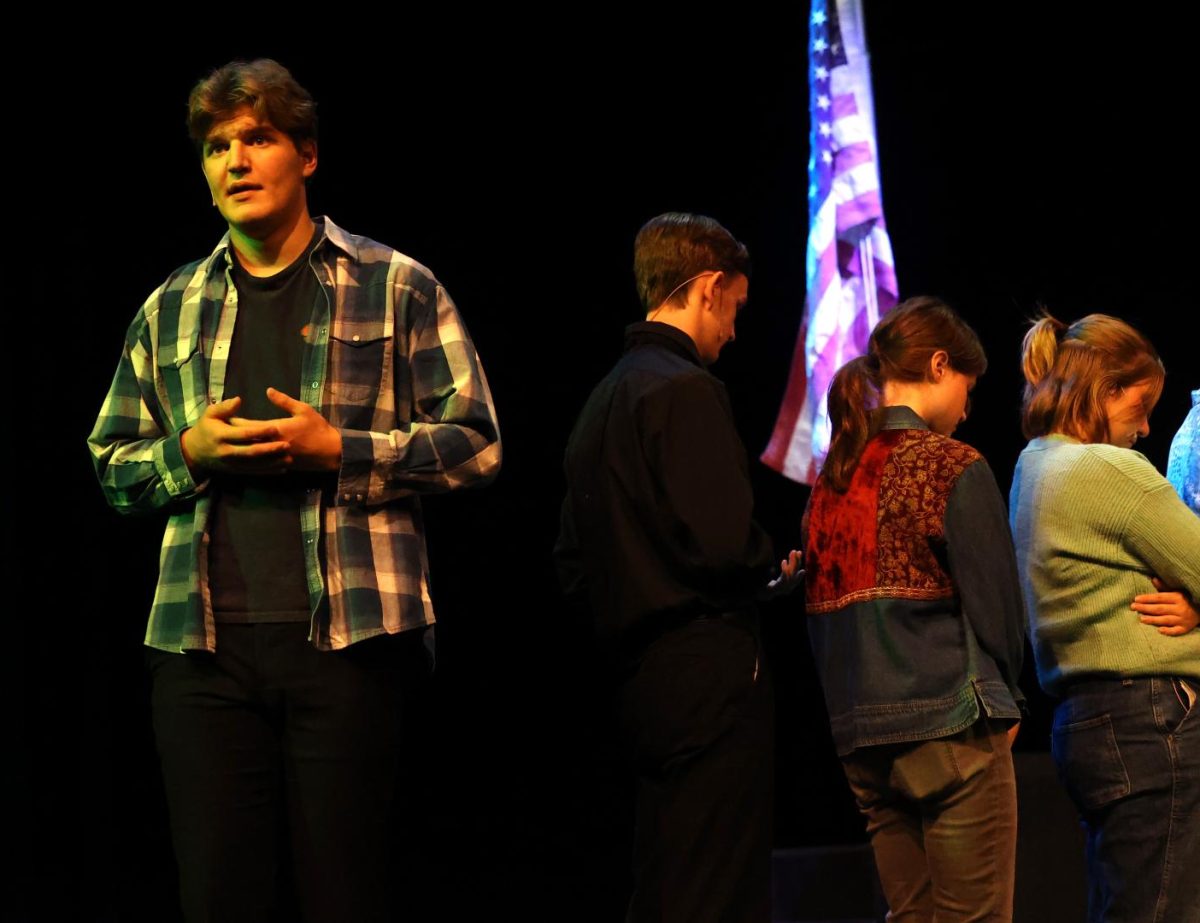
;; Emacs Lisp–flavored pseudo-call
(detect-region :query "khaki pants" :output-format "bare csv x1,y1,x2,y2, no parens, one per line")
841,719,1018,922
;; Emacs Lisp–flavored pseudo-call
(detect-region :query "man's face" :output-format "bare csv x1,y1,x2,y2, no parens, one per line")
201,106,316,238
698,272,749,364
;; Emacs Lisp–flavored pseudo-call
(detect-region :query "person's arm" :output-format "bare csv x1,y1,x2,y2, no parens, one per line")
90,296,297,512
643,374,773,591
88,307,205,515
335,283,501,506
553,488,589,606
944,458,1027,706
1165,394,1200,514
1123,476,1200,633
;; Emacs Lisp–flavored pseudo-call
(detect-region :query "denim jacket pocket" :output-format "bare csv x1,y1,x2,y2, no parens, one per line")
1051,714,1131,811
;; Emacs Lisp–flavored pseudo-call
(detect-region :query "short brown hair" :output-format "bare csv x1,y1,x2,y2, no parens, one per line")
1020,312,1164,442
633,213,751,312
187,59,317,154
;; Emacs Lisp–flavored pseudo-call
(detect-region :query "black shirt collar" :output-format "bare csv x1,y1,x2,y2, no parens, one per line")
623,321,704,368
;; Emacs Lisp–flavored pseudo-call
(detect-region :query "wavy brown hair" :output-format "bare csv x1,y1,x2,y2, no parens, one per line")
187,59,318,155
1020,312,1164,442
821,296,987,492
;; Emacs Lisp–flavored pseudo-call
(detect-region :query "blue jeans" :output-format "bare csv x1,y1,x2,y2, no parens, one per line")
1051,677,1199,923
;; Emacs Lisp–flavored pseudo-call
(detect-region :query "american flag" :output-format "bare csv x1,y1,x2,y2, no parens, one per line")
762,0,898,484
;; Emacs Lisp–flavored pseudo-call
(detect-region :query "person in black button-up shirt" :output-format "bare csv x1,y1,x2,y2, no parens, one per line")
556,213,798,923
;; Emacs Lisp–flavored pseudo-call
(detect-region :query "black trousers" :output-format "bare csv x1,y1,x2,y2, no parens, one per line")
146,622,428,923
617,612,773,923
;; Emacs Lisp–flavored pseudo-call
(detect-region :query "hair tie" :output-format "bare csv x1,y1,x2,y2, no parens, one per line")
1038,311,1067,341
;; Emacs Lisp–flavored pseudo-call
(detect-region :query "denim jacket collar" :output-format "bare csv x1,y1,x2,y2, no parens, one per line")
877,405,929,432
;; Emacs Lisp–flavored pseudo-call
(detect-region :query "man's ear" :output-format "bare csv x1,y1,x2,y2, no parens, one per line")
300,139,318,178
701,271,724,311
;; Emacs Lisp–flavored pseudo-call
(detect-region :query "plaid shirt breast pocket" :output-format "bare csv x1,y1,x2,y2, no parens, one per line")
327,319,392,429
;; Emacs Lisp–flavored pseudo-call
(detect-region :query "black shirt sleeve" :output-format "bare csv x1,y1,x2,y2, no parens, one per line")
641,374,774,598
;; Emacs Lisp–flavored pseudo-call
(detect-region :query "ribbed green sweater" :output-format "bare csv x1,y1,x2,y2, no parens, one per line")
1010,435,1200,694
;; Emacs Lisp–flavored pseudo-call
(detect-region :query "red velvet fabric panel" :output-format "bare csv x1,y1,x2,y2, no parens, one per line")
804,430,902,607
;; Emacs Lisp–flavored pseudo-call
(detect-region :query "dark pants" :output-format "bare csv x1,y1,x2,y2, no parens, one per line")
1051,676,1199,923
841,719,1018,922
147,623,428,923
617,612,773,923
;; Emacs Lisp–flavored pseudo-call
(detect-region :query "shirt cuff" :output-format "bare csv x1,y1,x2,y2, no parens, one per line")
336,429,379,505
153,431,201,499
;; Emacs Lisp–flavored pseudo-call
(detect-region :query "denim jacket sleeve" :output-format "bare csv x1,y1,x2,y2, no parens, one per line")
944,459,1027,706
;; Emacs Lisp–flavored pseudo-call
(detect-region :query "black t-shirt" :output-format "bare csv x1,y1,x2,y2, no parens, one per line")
209,228,332,623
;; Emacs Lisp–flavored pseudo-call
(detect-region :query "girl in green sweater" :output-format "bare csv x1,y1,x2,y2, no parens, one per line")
1010,313,1200,923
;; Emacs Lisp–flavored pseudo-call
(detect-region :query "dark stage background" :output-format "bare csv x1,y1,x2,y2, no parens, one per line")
17,6,1198,921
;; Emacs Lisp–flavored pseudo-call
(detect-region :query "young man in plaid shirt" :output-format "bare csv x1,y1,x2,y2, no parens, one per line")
89,59,500,922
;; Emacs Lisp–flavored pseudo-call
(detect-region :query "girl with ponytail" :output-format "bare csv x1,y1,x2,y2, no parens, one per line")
1009,313,1199,923
802,296,1026,920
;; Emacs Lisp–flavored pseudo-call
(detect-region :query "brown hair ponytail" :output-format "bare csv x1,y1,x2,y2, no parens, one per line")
823,355,881,491
1019,314,1066,392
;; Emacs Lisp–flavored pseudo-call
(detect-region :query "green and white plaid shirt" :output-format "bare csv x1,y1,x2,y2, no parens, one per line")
89,218,501,652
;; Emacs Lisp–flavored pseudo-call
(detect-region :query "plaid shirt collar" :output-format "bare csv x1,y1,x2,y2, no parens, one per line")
205,216,361,275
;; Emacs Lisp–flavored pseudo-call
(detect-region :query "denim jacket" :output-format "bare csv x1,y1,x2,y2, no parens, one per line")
802,406,1026,756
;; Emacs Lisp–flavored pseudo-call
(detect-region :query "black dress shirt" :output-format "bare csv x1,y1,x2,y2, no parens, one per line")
556,322,775,656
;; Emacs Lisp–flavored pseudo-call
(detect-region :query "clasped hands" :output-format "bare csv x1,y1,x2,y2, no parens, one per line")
181,388,342,476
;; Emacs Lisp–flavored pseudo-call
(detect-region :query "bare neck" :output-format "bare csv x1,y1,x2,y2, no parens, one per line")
880,381,934,426
228,210,317,277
